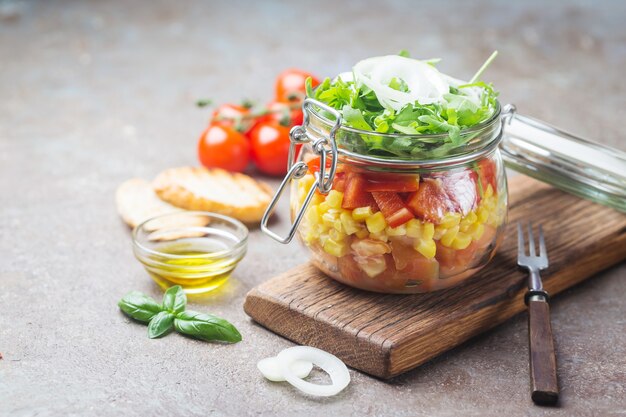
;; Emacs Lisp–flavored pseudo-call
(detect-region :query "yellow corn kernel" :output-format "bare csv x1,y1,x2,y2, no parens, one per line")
421,222,435,241
319,233,330,246
485,184,494,198
326,190,344,209
440,225,459,247
306,206,320,224
414,238,437,259
323,238,348,257
340,211,360,235
311,193,325,206
300,174,315,189
366,212,387,234
322,212,336,227
477,206,489,223
439,212,462,228
451,232,472,250
468,222,485,240
352,206,373,221
406,219,422,238
303,230,316,244
370,232,388,242
434,225,446,240
329,228,345,242
464,211,478,224
355,228,370,239
333,219,344,234
386,224,407,236
318,201,330,213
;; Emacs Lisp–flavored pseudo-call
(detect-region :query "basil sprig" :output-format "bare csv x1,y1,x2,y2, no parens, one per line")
118,286,242,343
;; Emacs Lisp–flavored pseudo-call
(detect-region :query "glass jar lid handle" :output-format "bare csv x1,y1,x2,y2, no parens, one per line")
261,98,342,244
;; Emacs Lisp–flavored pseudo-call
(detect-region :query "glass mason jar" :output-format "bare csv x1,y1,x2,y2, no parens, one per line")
263,98,509,294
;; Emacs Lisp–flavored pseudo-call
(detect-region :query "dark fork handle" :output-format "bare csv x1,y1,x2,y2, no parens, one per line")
528,297,559,405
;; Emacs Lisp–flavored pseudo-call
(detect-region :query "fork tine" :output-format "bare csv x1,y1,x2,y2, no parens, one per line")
517,222,525,258
527,222,535,256
539,225,548,262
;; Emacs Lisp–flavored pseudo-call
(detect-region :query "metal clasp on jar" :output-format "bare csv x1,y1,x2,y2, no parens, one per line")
260,98,342,244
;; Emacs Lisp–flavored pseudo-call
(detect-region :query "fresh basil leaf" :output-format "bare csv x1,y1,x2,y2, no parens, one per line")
174,310,242,343
162,285,186,314
118,291,163,323
147,311,175,339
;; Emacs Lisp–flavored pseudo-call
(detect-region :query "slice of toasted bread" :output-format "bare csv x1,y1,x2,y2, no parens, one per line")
152,167,273,223
116,178,183,228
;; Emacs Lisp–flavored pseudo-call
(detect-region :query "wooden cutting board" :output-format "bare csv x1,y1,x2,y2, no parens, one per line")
244,175,626,379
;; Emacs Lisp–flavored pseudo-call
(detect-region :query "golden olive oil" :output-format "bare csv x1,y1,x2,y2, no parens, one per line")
147,243,239,294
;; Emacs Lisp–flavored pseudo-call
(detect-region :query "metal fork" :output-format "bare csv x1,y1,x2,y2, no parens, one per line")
517,223,559,406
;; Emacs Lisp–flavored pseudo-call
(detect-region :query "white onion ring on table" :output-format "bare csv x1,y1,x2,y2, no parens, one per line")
276,346,351,397
257,356,313,382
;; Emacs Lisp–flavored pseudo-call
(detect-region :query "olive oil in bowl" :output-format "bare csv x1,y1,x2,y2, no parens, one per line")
133,212,248,294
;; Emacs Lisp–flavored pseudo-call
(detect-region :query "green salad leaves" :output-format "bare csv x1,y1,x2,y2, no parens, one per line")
306,52,499,159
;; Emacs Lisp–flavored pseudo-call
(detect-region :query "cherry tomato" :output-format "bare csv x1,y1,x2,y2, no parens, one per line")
249,121,292,176
262,101,304,126
275,69,320,103
211,103,254,133
197,123,250,172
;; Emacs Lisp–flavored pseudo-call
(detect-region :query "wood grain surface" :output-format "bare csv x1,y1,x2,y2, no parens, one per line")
244,175,626,378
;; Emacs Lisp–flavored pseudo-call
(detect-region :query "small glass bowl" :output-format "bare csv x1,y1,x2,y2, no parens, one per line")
132,211,248,294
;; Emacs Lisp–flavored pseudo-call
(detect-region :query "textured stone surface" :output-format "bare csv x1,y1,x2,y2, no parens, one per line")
0,1,624,416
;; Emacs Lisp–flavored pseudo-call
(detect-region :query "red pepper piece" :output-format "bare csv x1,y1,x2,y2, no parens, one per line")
371,192,414,227
342,173,378,210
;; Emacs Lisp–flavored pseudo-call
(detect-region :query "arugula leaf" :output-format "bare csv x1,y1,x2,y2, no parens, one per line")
174,311,242,343
162,285,186,314
342,105,372,131
147,311,175,338
118,291,163,323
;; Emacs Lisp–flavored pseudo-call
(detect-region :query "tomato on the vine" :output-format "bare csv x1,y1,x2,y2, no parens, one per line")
275,69,320,103
261,101,304,126
197,123,250,172
249,121,292,176
211,103,255,133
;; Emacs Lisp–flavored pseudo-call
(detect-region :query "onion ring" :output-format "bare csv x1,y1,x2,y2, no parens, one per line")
257,356,313,382
277,346,350,397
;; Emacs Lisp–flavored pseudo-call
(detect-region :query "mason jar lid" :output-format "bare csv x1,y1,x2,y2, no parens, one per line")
500,110,626,212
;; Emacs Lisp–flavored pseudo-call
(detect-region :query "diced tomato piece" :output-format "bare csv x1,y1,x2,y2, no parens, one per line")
364,175,420,192
371,192,414,227
332,172,346,192
405,178,456,223
342,173,378,210
337,255,363,284
474,224,497,251
305,156,326,174
477,158,497,193
389,241,439,284
437,224,498,276
305,156,350,176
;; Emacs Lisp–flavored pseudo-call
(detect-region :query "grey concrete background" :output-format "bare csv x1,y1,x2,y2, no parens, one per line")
1,0,625,416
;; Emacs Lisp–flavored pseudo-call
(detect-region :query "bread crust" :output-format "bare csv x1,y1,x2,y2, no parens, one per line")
152,167,273,223
115,178,182,228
